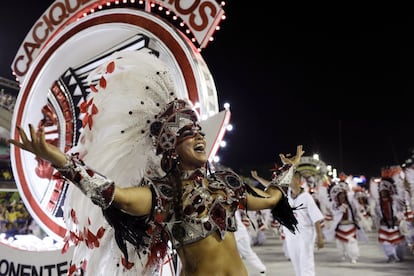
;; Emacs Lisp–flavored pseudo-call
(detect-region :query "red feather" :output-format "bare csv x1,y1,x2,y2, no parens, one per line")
107,61,115,73
99,76,107,88
90,84,98,93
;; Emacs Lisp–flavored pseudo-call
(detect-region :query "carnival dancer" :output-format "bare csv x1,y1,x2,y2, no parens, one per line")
324,178,363,264
9,51,303,276
370,166,408,262
251,168,325,275
354,190,375,232
283,170,324,276
403,160,414,253
317,175,335,231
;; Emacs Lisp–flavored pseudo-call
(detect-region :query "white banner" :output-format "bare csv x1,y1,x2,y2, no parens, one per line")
0,242,74,276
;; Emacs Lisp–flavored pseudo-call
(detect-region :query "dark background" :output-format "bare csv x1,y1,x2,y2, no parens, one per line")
1,1,413,180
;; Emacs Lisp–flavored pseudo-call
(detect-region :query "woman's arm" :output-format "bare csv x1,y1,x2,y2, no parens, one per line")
243,145,304,233
9,124,67,167
245,187,282,211
9,124,153,216
250,170,271,187
315,220,324,249
245,145,304,210
113,185,153,216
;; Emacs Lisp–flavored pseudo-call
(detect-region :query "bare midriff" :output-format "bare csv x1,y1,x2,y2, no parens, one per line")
178,231,248,276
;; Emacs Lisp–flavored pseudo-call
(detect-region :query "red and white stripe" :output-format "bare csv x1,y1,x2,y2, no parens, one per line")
335,224,357,242
378,225,405,244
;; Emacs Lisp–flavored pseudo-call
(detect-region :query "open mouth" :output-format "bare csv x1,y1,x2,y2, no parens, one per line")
194,142,205,153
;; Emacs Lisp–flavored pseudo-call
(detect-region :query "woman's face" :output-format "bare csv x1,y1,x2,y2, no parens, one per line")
175,126,207,170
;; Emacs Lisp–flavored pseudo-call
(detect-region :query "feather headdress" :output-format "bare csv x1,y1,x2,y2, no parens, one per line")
63,51,181,275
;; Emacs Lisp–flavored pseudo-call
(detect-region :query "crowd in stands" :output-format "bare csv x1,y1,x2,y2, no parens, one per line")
0,192,40,239
0,167,13,181
0,89,16,112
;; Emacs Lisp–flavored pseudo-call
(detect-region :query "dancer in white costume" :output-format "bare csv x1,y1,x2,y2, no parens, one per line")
324,179,363,264
9,51,303,276
354,190,374,232
283,171,324,276
251,169,325,275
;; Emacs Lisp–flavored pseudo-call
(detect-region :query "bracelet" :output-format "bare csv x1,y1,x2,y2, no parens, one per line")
53,153,79,179
54,153,115,209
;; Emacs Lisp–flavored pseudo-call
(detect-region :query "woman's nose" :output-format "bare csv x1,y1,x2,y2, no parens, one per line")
195,130,205,138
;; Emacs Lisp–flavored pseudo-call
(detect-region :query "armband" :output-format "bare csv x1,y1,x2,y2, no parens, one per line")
54,153,115,209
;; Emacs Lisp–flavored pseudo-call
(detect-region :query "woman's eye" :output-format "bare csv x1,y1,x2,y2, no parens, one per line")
180,129,195,138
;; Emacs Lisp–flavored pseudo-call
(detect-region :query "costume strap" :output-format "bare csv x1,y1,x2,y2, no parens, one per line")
54,153,115,209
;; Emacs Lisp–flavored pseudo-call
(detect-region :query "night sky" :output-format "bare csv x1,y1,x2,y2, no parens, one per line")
1,2,413,180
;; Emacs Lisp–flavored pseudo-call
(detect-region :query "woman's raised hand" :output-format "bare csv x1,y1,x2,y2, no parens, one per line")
8,124,67,167
279,145,304,167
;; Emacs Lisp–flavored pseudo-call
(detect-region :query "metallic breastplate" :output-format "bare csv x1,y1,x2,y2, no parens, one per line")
155,169,246,248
